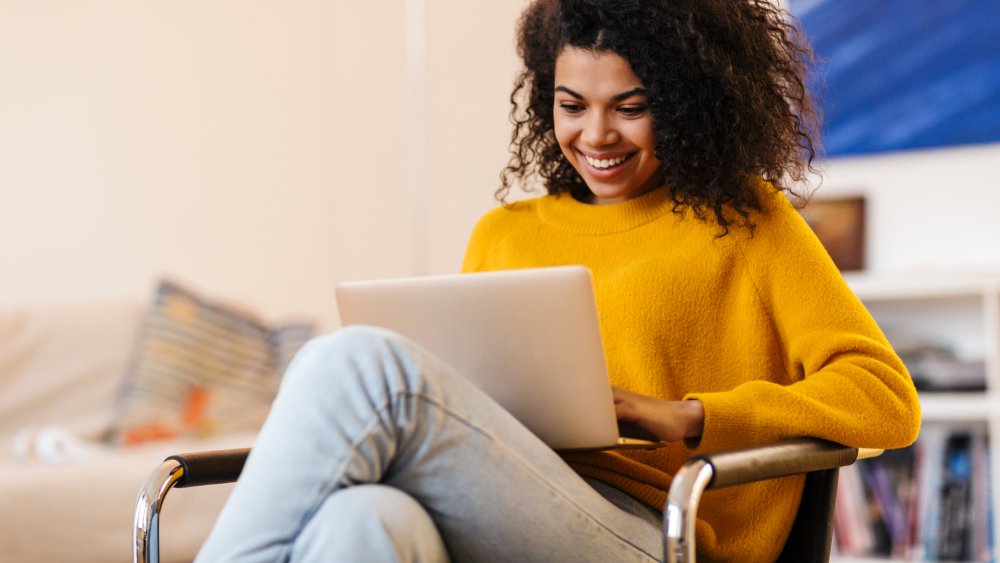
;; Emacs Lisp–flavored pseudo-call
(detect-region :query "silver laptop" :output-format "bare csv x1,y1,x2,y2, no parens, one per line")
334,265,662,451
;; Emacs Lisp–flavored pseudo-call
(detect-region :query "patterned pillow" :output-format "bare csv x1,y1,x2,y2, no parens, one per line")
106,280,314,446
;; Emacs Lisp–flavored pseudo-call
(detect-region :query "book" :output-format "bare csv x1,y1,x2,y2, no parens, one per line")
832,421,994,559
936,431,973,560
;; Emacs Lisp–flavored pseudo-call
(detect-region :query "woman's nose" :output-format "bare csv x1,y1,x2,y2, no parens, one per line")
581,113,619,147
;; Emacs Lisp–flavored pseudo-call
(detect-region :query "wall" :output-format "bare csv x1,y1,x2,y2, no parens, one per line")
3,0,998,331
0,0,533,329
423,0,527,276
814,143,1000,275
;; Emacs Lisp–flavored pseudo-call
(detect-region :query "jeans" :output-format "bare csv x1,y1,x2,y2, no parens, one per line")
195,326,663,562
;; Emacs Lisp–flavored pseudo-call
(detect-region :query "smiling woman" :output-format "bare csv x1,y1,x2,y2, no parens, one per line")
552,48,664,205
501,0,822,233
194,2,920,562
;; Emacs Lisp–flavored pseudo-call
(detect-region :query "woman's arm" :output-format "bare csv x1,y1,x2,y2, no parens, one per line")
684,192,920,453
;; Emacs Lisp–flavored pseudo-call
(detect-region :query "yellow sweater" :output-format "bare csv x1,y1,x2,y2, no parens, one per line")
461,186,920,561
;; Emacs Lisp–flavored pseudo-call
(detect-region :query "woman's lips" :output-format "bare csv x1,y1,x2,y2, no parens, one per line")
578,150,636,178
584,153,630,169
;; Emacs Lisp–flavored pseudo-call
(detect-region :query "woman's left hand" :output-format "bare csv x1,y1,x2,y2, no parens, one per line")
612,387,704,443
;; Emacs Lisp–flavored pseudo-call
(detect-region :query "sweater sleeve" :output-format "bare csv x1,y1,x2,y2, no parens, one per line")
686,193,921,453
461,208,500,273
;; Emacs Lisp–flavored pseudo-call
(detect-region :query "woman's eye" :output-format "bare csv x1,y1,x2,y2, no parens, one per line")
559,103,584,114
618,105,648,116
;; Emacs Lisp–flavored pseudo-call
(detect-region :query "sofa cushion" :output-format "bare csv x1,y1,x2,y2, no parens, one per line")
105,280,313,446
0,431,253,563
0,302,144,461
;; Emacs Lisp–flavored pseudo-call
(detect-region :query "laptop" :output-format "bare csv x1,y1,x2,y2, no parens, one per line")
334,265,663,452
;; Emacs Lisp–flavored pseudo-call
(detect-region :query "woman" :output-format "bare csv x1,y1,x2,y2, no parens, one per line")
196,1,920,561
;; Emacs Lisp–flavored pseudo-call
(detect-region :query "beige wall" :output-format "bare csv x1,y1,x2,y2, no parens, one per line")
6,0,993,330
0,1,527,329
424,0,527,275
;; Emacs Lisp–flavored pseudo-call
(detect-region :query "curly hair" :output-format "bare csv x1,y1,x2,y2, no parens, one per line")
500,0,821,233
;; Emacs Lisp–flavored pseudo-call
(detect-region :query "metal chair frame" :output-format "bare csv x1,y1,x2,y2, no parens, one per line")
133,439,880,563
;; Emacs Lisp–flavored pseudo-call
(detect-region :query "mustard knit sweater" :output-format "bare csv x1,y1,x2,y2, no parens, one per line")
461,186,921,562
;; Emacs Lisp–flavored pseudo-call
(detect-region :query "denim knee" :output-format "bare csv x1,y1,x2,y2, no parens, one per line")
293,324,402,367
299,325,400,358
292,485,448,562
281,325,423,390
327,484,440,535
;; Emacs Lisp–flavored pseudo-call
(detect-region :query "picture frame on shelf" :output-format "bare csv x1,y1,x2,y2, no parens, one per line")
801,195,866,271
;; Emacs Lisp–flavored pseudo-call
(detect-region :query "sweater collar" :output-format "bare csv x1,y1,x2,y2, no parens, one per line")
536,186,677,235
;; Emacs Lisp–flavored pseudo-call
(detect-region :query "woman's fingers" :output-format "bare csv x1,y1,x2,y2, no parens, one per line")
610,387,704,442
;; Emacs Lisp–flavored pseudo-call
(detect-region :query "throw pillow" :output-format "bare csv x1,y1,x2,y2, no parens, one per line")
105,280,314,446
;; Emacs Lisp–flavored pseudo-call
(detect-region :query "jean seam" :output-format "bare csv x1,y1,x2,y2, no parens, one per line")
403,390,661,562
297,392,394,543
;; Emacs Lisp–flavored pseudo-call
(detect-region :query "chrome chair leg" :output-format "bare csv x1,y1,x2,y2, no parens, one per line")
133,459,185,563
664,458,714,563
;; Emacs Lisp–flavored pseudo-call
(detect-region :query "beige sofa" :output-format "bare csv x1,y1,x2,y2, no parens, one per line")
0,303,253,563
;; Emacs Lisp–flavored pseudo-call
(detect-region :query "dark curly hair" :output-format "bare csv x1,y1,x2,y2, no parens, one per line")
500,0,821,233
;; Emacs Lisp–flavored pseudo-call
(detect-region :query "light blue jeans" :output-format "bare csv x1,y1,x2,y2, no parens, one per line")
195,326,663,562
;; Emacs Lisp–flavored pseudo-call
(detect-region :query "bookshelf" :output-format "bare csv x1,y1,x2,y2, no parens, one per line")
833,273,1000,561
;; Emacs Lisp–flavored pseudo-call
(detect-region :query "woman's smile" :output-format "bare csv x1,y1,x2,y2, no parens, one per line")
579,150,635,171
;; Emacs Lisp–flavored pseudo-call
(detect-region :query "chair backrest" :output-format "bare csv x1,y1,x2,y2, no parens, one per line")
776,467,840,562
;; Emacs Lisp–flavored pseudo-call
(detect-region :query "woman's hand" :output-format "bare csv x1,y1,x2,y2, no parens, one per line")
612,387,705,443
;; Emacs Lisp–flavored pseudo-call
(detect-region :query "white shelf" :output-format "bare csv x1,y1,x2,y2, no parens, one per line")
918,392,996,421
836,273,1000,561
843,272,1000,301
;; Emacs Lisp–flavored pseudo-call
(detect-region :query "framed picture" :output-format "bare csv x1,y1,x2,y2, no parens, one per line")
800,196,866,271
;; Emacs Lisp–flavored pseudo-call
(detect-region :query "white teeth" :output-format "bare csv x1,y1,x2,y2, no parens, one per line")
584,154,628,169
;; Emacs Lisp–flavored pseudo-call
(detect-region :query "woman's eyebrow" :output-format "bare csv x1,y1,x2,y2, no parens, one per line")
612,87,647,101
554,85,647,101
554,85,584,99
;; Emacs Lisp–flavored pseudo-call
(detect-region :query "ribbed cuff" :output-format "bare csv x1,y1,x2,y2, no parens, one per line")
684,390,764,454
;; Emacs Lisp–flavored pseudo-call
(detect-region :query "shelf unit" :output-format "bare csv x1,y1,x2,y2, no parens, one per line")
837,273,1000,561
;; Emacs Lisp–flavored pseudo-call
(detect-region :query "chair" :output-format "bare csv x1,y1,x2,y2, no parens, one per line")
133,438,881,563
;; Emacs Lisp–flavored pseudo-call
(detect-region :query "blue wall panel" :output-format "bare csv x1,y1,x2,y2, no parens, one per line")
788,0,1000,157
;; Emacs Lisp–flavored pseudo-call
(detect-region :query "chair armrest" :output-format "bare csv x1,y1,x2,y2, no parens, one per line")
664,438,871,563
133,448,251,563
690,438,860,489
166,448,251,488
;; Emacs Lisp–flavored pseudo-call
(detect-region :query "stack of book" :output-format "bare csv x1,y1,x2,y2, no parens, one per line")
833,422,993,560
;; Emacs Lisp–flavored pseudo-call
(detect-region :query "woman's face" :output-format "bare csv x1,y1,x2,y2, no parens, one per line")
553,46,664,205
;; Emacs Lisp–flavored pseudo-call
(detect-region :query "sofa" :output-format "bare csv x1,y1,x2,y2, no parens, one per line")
0,302,259,563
